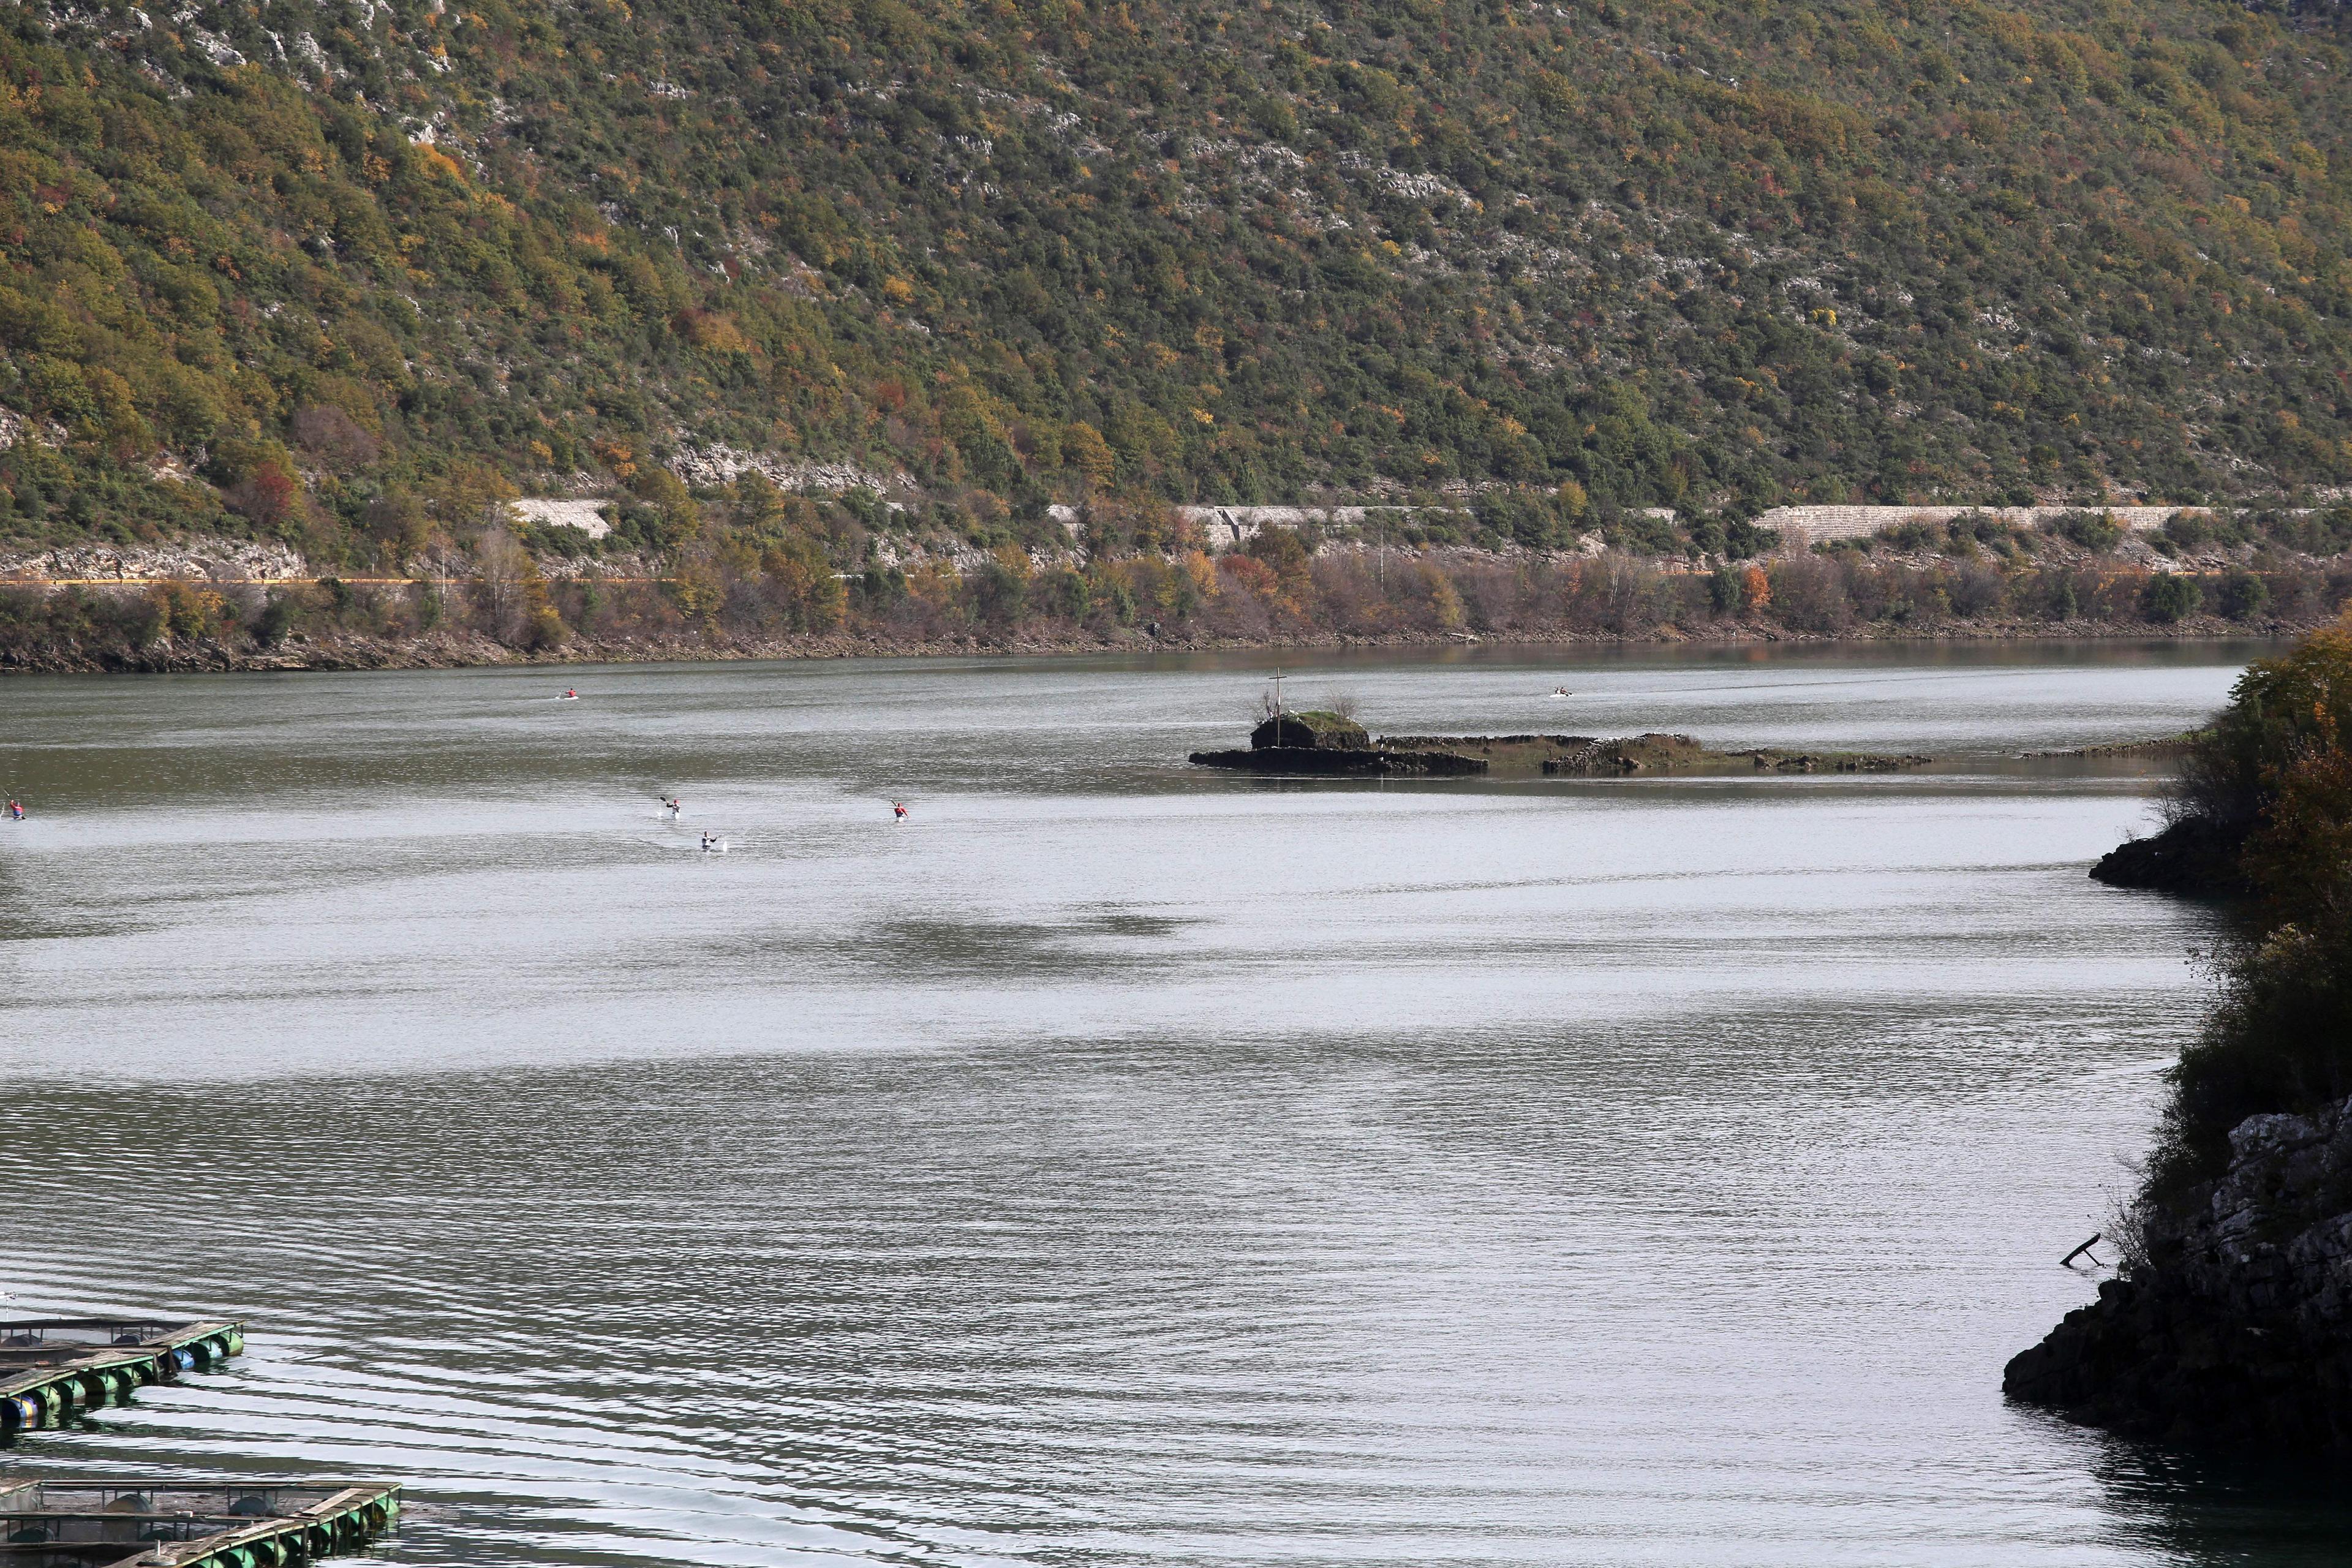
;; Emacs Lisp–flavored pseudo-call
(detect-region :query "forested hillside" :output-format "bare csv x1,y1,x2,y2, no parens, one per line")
3,0,2351,570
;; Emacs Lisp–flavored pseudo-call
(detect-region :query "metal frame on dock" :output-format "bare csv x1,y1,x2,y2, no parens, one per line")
0,1479,400,1567
0,1323,246,1436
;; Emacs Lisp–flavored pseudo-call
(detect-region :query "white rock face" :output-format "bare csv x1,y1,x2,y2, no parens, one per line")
1174,503,1464,551
666,443,907,494
0,537,311,582
2166,1093,2352,1325
0,406,67,449
1755,503,2204,546
513,499,614,538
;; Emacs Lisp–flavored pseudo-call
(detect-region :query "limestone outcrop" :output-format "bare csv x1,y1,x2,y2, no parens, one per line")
2004,1093,2352,1450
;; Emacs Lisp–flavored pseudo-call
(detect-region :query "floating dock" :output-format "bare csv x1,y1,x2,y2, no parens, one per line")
1,1322,246,1436
0,1478,399,1567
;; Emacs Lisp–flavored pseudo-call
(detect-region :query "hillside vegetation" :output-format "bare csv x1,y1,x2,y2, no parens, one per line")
4,503,2348,671
3,0,2352,575
2152,630,2352,1181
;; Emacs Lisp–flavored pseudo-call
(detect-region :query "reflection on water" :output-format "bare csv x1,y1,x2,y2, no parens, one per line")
2086,1442,2352,1564
0,642,2342,1566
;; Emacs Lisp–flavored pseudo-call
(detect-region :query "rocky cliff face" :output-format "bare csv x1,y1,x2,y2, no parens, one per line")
2005,1095,2352,1450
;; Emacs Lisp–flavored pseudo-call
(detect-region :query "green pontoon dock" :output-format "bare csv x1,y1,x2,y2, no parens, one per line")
1,1322,246,1436
0,1479,399,1567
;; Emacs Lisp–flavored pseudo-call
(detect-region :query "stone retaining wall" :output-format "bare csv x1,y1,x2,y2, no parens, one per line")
1757,503,2203,546
1174,502,2211,553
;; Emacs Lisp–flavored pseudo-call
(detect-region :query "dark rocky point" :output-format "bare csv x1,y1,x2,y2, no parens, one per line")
2005,1095,2352,1452
2089,816,2250,896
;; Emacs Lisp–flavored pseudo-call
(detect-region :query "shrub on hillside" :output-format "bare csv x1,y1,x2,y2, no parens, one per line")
2049,511,2125,552
2160,512,2212,551
1767,557,1851,632
1945,562,2007,618
2259,508,2352,557
2154,903,2352,1200
2142,571,2202,623
2217,570,2271,623
2169,630,2352,844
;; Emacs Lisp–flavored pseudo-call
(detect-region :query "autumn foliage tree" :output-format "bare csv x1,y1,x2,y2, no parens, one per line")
2146,626,2352,1197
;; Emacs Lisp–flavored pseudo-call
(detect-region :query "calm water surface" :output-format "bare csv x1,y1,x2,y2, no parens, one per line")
2,641,2348,1566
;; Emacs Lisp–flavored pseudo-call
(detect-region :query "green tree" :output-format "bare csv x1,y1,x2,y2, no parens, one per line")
2141,572,2202,624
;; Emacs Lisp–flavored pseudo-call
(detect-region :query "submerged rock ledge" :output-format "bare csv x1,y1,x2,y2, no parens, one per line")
2004,1093,2352,1451
1190,720,1932,778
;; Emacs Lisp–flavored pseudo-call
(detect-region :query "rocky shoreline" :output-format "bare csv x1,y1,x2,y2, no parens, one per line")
2090,816,2250,895
2005,1093,2352,1451
0,616,2316,679
2003,629,2352,1460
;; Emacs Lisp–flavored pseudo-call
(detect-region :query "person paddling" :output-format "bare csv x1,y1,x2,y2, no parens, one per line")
5,799,20,821
699,831,717,853
892,801,907,823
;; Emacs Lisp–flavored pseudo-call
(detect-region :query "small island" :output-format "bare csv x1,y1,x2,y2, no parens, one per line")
1188,711,1933,778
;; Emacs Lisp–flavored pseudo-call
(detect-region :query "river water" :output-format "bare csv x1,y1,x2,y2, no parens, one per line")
2,641,2347,1565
